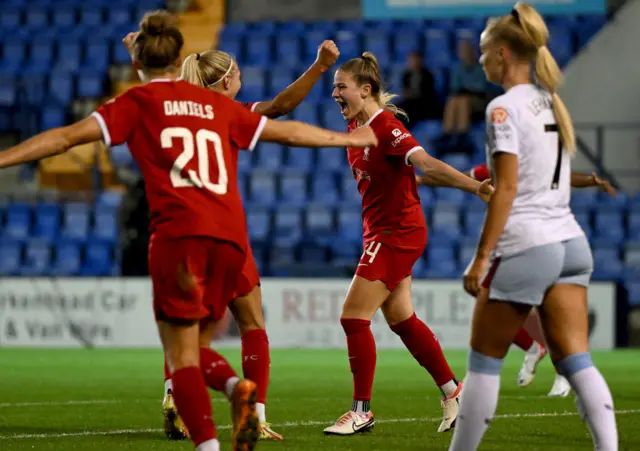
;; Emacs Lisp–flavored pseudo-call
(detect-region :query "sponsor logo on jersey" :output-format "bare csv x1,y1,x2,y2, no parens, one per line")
491,107,508,124
391,132,411,147
392,128,402,137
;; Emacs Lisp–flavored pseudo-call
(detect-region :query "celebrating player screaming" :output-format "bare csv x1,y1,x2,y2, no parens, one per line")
323,52,493,436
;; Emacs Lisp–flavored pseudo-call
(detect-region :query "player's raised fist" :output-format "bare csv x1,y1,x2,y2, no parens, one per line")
316,40,340,70
348,125,378,148
122,32,139,57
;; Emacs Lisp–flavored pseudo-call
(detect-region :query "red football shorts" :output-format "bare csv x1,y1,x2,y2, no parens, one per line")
232,245,261,299
149,237,245,323
355,240,425,291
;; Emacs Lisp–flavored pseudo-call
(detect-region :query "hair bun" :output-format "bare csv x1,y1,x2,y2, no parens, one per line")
140,10,177,37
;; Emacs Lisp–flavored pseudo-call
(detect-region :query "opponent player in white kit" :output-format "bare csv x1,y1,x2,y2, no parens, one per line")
448,3,618,450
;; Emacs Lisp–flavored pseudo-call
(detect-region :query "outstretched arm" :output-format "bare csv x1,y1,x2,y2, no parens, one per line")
0,117,102,168
409,149,492,201
571,172,616,196
260,119,377,149
252,40,339,118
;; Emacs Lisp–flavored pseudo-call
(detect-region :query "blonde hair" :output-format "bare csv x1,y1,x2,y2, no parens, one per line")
339,52,408,120
180,49,236,88
486,2,575,154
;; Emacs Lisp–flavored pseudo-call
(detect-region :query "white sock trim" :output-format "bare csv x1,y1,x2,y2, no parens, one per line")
225,377,240,399
196,438,220,451
164,379,173,396
256,402,266,423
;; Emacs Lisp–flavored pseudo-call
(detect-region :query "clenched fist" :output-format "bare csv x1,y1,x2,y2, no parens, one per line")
122,32,139,58
315,40,340,71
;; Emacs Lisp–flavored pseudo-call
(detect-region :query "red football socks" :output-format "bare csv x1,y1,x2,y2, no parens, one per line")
391,313,456,387
172,366,216,447
241,329,271,404
199,348,238,394
341,318,377,401
514,327,535,351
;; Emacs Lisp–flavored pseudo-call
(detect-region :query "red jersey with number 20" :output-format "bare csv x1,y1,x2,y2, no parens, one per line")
347,109,427,248
92,79,267,249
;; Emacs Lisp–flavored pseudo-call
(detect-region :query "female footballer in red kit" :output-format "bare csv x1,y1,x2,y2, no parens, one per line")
323,52,493,436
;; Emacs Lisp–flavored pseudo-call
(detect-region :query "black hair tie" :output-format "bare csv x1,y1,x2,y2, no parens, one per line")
196,53,201,60
511,8,521,24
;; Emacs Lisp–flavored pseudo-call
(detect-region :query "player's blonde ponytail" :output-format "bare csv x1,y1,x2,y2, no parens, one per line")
513,2,576,155
180,50,236,89
340,52,408,120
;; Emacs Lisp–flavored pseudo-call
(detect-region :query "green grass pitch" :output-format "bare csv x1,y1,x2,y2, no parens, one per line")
1,348,638,450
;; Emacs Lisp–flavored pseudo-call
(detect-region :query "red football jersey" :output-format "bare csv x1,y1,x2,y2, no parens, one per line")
347,109,427,248
92,79,267,249
470,163,490,182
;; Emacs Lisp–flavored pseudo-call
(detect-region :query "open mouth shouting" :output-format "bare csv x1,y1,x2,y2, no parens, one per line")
336,98,349,117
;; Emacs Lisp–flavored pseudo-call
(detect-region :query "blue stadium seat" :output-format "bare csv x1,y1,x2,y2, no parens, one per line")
393,31,420,64
20,239,51,276
592,244,623,280
597,190,628,209
336,205,362,245
29,40,54,68
82,241,112,276
274,34,300,67
431,204,462,240
240,67,265,102
3,39,26,67
317,147,346,173
548,26,574,67
50,241,81,275
84,41,109,71
335,31,360,60
255,143,283,170
570,189,598,209
269,244,296,269
80,8,103,27
61,202,90,242
269,67,295,96
33,202,61,241
273,207,302,246
340,171,361,206
305,204,334,245
107,6,131,26
40,104,66,130
52,8,76,27
311,172,340,204
435,187,468,206
304,31,328,64
363,31,390,65
412,256,427,278
49,71,74,105
247,207,270,243
280,172,308,205
629,209,640,240
292,102,318,124
110,144,134,167
25,8,48,30
249,171,277,206
458,241,476,268
217,36,242,62
77,72,105,98
238,150,252,173
0,240,21,275
93,212,118,244
245,33,271,66
577,15,606,49
56,41,81,71
624,242,640,270
0,76,17,107
96,190,123,212
424,29,452,68
627,279,640,306
299,244,328,263
594,210,625,245
4,203,31,241
285,148,313,171
0,10,21,30
426,244,458,278
463,207,484,238
418,186,435,208
411,120,442,141
441,153,471,171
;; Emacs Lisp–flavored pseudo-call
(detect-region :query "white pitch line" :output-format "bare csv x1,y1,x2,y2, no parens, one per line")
0,394,544,409
1,409,638,440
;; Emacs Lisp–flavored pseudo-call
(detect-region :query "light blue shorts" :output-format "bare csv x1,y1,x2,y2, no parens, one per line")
483,236,593,306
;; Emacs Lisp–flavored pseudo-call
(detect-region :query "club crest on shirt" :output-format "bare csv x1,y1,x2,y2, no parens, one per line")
491,107,508,124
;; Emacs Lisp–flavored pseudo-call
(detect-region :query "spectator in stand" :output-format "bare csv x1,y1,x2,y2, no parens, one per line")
397,52,441,126
437,39,490,153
